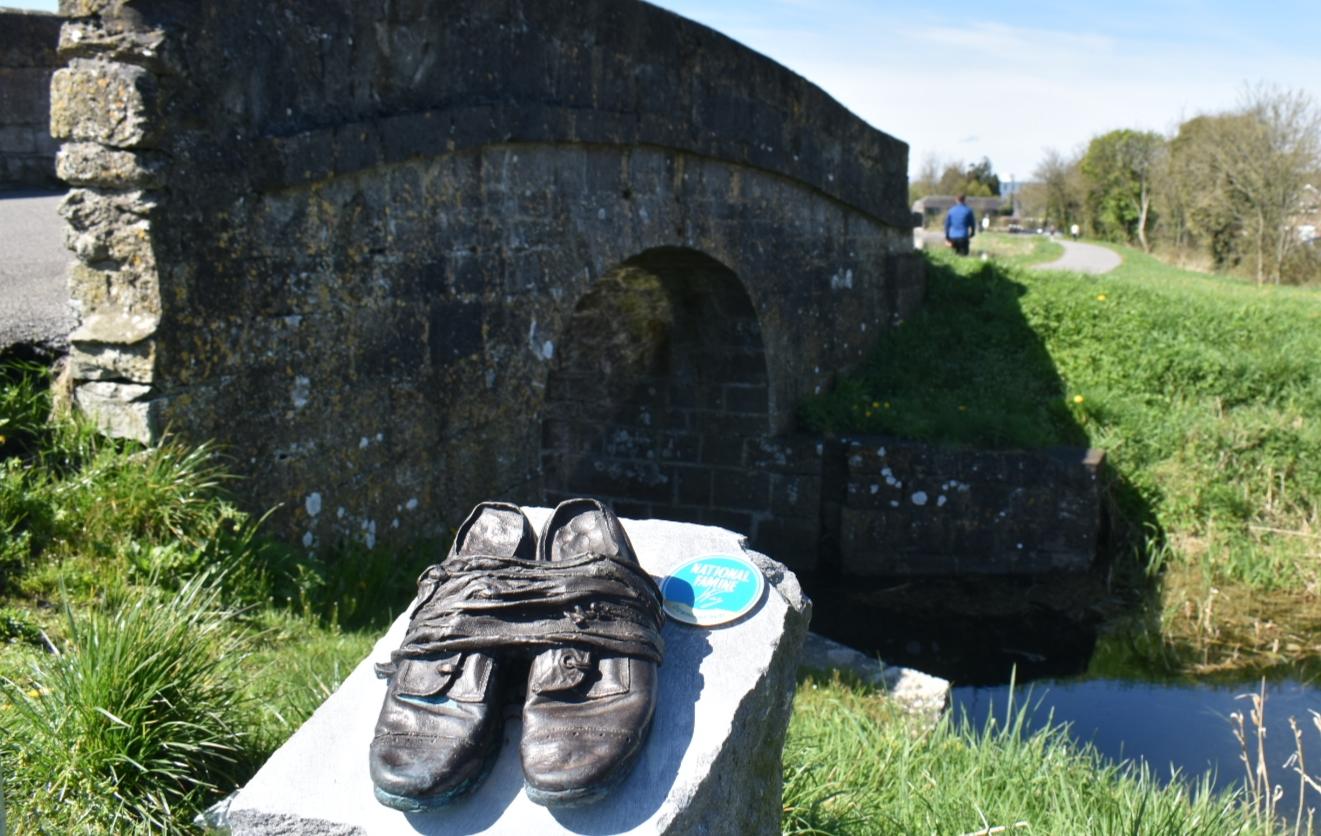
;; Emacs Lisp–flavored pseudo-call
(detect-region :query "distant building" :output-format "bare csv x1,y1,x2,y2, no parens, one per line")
1297,184,1319,242
911,195,1010,227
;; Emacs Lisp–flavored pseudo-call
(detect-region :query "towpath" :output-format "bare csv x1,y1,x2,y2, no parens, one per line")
1033,239,1122,275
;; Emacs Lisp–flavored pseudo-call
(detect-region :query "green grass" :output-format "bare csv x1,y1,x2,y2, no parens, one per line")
803,247,1321,596
0,364,411,832
0,577,251,833
783,670,1272,835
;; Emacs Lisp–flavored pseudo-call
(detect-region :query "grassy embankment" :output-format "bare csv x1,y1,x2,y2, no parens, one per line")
3,238,1320,830
0,365,429,832
805,233,1321,678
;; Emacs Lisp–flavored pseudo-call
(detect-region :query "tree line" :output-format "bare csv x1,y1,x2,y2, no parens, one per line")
1024,86,1321,285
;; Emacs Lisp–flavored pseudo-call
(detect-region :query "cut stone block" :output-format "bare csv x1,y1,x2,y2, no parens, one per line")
226,510,811,835
798,632,950,726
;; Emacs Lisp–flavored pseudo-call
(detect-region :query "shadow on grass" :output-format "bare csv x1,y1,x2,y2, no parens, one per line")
800,254,1166,685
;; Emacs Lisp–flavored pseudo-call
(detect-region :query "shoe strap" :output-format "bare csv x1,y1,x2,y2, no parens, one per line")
384,552,665,668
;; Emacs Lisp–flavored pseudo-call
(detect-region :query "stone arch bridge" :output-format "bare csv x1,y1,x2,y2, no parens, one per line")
51,0,924,556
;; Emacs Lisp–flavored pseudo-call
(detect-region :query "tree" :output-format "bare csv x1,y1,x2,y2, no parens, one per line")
965,157,1001,197
1080,129,1165,251
1201,86,1321,284
1034,148,1085,228
909,155,942,205
1161,114,1247,267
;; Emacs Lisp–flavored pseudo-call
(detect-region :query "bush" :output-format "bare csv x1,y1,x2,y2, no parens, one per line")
0,577,252,833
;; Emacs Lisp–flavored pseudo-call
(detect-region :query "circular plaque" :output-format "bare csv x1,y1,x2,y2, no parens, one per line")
661,553,766,627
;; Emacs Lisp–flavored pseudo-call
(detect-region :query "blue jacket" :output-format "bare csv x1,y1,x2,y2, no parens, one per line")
945,203,976,239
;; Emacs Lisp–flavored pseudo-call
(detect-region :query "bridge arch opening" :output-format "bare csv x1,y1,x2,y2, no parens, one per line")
541,247,772,532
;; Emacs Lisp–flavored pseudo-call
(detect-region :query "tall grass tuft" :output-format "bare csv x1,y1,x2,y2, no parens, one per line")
784,670,1268,835
0,576,252,833
1232,680,1321,835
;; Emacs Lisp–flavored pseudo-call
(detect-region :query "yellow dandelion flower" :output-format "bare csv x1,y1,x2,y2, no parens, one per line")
26,688,41,699
883,402,891,409
0,434,6,445
871,401,880,408
1096,294,1107,301
1073,395,1085,404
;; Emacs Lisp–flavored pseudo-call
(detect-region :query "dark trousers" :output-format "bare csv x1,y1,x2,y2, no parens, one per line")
948,236,970,256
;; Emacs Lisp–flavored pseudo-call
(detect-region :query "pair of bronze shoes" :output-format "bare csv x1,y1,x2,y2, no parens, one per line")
369,499,665,811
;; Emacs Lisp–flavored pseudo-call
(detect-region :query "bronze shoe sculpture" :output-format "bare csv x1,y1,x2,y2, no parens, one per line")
368,501,535,811
521,498,665,807
369,498,664,810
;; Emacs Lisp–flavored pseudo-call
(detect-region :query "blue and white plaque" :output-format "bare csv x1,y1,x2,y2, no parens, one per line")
661,553,766,627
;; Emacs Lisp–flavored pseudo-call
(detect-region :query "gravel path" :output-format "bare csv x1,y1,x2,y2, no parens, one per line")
1033,239,1122,275
0,189,73,355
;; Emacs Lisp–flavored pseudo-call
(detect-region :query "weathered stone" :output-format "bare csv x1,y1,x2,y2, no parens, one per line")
68,340,155,382
50,58,159,148
798,632,950,726
58,187,157,270
57,0,129,20
58,19,173,71
67,261,160,318
56,141,164,188
49,0,924,548
69,308,157,344
73,380,161,441
225,512,811,835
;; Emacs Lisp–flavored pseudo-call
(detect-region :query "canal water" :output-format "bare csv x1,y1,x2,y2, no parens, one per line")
954,677,1321,820
806,579,1321,821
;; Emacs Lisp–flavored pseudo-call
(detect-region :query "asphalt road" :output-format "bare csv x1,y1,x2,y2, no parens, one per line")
0,189,73,354
1032,239,1122,275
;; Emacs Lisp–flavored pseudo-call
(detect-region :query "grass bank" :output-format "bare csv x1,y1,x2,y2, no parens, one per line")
803,239,1321,675
783,670,1316,835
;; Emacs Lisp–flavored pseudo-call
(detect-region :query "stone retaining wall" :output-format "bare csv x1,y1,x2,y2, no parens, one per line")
838,441,1105,575
722,435,1104,577
0,9,62,188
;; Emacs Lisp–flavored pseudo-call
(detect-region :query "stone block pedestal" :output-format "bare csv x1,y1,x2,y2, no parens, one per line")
225,511,811,835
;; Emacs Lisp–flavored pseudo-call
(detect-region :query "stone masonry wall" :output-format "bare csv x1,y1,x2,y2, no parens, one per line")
0,9,62,188
50,0,923,550
838,440,1106,576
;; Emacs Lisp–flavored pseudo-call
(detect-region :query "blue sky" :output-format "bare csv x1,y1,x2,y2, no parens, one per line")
15,0,1320,180
645,0,1321,180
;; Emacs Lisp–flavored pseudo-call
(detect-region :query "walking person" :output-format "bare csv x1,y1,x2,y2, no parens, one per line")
1070,222,1080,241
944,194,975,256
